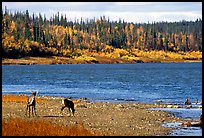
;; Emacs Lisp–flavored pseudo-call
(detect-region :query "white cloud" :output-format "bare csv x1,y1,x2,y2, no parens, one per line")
2,2,202,23
38,10,200,23
113,2,157,6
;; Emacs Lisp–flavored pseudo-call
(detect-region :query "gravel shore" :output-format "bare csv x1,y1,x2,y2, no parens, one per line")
2,95,187,136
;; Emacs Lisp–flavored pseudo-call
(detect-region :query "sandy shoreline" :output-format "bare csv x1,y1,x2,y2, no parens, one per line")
2,94,191,136
2,56,202,65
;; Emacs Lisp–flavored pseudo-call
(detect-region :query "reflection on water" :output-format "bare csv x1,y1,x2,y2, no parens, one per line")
149,107,202,136
162,122,202,136
150,107,202,119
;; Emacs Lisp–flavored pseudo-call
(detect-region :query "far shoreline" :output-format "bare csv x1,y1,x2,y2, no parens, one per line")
2,56,202,65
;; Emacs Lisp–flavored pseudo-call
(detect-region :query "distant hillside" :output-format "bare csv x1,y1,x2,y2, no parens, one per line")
2,7,202,63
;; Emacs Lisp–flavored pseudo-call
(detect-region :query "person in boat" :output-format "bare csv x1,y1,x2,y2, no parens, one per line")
184,97,191,105
181,114,202,128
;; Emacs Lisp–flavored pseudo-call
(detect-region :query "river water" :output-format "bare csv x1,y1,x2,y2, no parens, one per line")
2,62,202,136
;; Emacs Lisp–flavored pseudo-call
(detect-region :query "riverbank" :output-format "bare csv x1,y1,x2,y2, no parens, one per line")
2,50,202,65
2,94,191,136
2,56,202,65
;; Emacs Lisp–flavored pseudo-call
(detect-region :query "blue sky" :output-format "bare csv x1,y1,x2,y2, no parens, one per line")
2,2,202,23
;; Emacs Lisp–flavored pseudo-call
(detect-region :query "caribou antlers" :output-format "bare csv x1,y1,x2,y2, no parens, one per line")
26,91,37,117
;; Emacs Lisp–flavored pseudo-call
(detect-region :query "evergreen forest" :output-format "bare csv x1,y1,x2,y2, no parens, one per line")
2,7,202,63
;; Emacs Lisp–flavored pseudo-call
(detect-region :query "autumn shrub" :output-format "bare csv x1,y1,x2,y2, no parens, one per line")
114,48,129,57
60,49,72,57
121,55,139,62
74,55,97,63
166,52,183,59
2,118,98,136
109,52,120,59
146,50,166,59
132,49,147,57
101,45,114,53
185,51,202,60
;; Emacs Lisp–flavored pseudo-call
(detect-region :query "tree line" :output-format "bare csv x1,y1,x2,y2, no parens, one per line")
2,7,202,58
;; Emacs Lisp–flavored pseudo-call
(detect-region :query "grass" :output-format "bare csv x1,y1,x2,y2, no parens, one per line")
2,118,99,136
2,94,86,104
2,94,47,103
2,94,100,136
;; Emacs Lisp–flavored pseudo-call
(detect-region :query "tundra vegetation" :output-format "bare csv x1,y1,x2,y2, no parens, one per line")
2,118,97,136
3,94,186,136
2,94,99,136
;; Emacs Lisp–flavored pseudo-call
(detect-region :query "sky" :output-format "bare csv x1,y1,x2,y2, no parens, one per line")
2,2,202,23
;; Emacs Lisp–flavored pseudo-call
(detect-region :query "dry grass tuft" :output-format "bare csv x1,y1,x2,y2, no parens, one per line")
2,94,47,103
2,118,99,136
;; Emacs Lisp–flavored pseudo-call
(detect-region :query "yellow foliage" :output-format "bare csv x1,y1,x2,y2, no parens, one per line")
74,55,97,63
113,48,129,57
98,52,106,57
167,52,183,59
46,47,58,55
24,39,30,48
121,55,139,61
75,49,83,56
131,49,145,57
129,23,134,31
102,45,114,53
2,13,202,63
182,51,202,60
61,49,72,57
137,26,144,34
30,41,39,47
90,35,97,40
10,21,16,32
68,27,73,35
2,35,16,49
74,30,78,34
